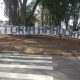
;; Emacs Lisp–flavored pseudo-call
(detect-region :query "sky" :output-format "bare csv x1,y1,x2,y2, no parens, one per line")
0,0,8,21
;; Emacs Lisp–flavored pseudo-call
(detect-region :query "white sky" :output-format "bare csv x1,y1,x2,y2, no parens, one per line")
0,0,8,21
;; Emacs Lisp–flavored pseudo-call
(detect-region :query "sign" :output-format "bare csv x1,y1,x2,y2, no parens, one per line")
0,25,80,39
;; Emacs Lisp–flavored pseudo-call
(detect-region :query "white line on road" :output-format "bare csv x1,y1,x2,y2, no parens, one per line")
0,64,53,70
0,58,52,63
0,55,52,60
0,72,53,80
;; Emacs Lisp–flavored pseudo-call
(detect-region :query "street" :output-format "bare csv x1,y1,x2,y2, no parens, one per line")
0,52,53,80
0,52,80,80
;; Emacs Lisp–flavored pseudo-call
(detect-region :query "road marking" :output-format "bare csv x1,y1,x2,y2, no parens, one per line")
0,54,53,80
0,64,53,70
0,55,52,60
0,72,53,80
0,58,52,63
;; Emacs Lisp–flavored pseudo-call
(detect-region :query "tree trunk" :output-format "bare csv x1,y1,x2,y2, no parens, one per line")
41,4,44,26
20,0,28,26
73,15,78,31
65,17,69,29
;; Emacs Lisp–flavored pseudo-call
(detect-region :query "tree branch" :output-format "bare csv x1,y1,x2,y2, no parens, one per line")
27,0,42,20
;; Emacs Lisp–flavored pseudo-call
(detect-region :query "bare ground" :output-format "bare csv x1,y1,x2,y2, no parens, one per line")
0,34,80,57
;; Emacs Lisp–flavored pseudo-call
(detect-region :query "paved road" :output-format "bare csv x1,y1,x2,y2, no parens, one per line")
52,56,80,80
0,52,53,80
0,53,80,80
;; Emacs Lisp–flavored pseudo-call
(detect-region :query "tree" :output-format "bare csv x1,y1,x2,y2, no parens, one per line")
4,0,19,25
40,0,80,31
4,0,41,26
4,0,80,30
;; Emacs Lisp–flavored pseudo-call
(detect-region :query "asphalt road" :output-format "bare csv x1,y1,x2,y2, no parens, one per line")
0,52,80,80
52,56,80,80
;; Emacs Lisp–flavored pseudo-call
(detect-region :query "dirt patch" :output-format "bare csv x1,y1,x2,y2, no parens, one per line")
0,35,80,57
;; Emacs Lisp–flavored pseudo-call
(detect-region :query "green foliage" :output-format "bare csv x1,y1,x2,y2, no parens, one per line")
40,0,80,30
3,0,80,31
4,0,41,26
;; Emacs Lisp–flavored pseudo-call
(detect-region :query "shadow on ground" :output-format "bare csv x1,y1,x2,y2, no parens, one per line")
0,35,80,56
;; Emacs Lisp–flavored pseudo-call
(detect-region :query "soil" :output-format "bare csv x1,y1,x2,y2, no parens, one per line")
0,34,80,57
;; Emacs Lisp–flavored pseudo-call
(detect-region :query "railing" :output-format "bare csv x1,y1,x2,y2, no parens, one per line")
0,25,80,39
